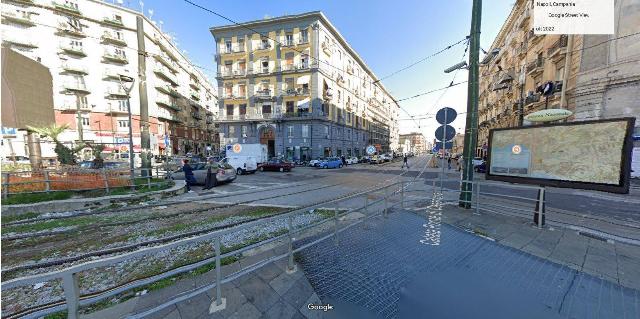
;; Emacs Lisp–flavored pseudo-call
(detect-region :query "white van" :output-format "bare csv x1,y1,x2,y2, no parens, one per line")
222,156,258,175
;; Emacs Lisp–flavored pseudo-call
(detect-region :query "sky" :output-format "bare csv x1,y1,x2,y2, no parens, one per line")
119,0,515,143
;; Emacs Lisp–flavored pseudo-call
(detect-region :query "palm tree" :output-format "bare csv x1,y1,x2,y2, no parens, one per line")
27,124,84,165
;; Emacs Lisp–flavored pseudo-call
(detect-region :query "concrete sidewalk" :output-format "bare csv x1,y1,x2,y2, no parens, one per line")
406,202,640,291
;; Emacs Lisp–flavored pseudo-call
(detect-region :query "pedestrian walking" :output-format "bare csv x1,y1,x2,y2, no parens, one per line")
341,155,346,166
402,154,409,169
447,157,452,170
182,159,196,193
203,161,215,190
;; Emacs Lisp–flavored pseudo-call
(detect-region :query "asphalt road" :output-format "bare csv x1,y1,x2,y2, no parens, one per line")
184,154,639,228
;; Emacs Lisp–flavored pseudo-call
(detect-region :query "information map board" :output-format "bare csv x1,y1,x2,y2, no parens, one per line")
486,118,635,194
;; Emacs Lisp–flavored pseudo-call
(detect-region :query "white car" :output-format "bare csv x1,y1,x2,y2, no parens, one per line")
309,158,324,167
346,157,359,165
472,157,484,166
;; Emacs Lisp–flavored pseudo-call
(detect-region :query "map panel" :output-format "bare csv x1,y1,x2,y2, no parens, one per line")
489,121,629,185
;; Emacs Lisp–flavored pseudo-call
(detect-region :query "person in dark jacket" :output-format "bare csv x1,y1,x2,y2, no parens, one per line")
183,159,196,193
203,161,216,190
341,155,346,166
402,154,409,169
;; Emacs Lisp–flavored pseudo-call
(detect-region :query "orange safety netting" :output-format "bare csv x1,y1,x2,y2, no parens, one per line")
2,170,131,193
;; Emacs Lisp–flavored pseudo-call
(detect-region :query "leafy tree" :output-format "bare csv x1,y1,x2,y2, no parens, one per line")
27,124,84,165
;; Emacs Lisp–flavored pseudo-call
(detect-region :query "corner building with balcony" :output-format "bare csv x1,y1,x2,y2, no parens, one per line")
1,0,218,159
476,0,640,158
211,11,400,161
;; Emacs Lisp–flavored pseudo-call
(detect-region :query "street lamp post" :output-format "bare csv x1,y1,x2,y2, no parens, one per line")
118,75,136,190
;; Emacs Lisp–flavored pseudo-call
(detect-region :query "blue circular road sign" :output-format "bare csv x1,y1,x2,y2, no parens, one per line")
435,125,456,142
366,145,376,155
436,107,457,125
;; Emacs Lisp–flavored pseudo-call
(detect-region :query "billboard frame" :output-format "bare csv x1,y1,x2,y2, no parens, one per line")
486,117,636,194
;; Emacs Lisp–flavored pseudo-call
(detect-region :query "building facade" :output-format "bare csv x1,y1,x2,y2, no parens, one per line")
476,0,640,158
399,132,427,154
1,0,218,159
210,12,399,161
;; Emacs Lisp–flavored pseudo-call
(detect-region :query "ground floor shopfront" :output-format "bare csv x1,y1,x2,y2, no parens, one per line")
218,119,385,161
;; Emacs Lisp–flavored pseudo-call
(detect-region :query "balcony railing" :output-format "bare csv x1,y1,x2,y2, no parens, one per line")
547,35,568,60
101,31,126,46
103,52,128,64
52,1,81,15
255,89,273,99
526,58,544,75
155,84,180,97
281,63,310,72
192,112,203,120
57,21,85,37
156,98,181,111
190,92,201,101
102,68,130,80
60,44,86,57
257,43,271,50
153,66,178,85
102,16,123,27
105,87,128,97
61,63,88,74
298,37,309,44
221,44,245,54
62,83,90,94
153,54,178,73
525,93,540,105
1,11,36,26
59,103,91,112
3,37,37,48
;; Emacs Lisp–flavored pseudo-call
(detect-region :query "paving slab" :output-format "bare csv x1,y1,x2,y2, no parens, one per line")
238,275,281,313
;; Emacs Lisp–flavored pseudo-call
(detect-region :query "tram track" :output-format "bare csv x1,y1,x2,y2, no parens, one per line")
1,156,427,277
2,155,431,319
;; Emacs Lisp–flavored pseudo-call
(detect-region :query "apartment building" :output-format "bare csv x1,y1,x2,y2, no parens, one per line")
399,132,427,154
1,0,218,159
476,0,640,157
210,11,400,161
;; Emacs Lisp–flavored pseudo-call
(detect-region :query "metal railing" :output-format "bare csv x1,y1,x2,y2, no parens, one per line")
1,167,171,199
0,180,407,319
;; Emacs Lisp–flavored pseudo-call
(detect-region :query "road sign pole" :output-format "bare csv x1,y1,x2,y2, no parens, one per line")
440,111,447,193
459,0,482,208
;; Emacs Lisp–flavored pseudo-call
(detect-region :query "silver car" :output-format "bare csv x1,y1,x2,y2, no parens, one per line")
167,162,236,186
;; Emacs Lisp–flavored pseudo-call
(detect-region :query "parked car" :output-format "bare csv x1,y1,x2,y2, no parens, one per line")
309,158,324,167
360,156,371,163
3,156,30,164
472,157,484,167
346,157,359,165
369,155,383,164
474,161,487,173
260,159,294,172
167,162,236,186
221,156,258,175
381,154,392,162
79,161,129,169
319,157,343,169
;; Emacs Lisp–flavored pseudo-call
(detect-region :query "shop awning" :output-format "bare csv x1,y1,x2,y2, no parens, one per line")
297,98,310,109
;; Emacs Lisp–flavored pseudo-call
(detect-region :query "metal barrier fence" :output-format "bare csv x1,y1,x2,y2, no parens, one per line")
9,175,625,318
1,167,169,199
1,181,407,319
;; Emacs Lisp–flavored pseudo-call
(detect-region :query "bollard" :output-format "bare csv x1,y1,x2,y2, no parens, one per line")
384,186,389,218
2,173,9,199
287,215,295,272
214,237,222,306
333,209,339,246
102,169,110,193
432,179,436,199
536,188,545,229
475,182,480,215
43,171,51,193
147,170,152,189
62,272,80,319
401,180,405,208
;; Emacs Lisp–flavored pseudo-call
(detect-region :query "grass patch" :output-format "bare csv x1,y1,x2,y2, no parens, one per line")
3,191,73,205
243,206,282,218
3,180,173,205
1,211,40,223
313,209,339,219
2,216,99,234
44,311,67,319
